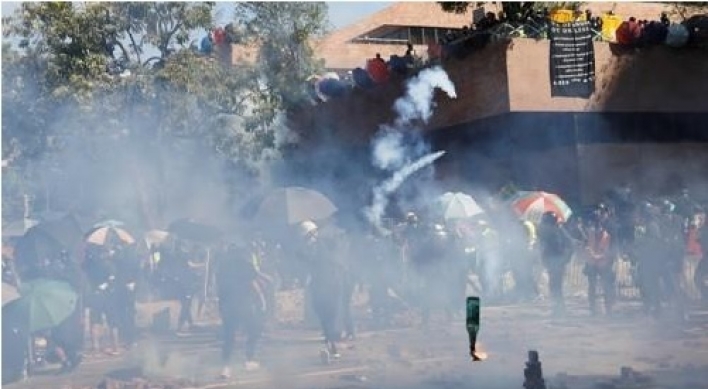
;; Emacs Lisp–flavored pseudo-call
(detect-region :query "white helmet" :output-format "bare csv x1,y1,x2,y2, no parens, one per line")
299,220,318,237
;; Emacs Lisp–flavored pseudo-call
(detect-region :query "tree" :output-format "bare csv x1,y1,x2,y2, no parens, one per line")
233,2,329,128
671,2,708,21
2,2,330,227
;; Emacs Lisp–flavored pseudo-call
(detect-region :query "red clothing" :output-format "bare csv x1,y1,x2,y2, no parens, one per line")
586,228,612,267
616,21,641,45
213,28,226,45
366,58,390,84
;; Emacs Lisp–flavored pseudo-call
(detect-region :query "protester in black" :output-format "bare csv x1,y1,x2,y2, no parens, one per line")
538,212,573,317
217,243,266,379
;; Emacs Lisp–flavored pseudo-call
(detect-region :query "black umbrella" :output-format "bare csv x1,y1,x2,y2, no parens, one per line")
14,214,85,268
168,218,222,243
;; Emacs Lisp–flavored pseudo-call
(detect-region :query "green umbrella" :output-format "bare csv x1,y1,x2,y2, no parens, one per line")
4,278,78,333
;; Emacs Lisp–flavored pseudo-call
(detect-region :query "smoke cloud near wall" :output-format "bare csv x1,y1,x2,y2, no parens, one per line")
365,66,457,232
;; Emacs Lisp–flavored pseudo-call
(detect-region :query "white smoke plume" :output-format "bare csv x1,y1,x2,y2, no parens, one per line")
366,66,457,231
393,66,457,127
366,151,447,232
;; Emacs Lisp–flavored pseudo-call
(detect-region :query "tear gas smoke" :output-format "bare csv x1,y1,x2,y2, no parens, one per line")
366,150,447,232
366,66,457,231
393,66,457,127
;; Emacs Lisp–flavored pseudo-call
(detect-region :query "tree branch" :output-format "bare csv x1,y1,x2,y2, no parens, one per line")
160,21,183,58
126,26,141,64
142,56,161,67
113,39,130,62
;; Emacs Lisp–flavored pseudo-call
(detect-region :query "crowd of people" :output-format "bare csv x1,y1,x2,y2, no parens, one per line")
4,182,706,382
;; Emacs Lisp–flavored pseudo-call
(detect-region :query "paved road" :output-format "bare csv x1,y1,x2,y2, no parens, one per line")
8,297,708,389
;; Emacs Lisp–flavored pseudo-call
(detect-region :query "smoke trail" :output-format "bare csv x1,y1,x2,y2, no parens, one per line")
393,66,457,127
366,151,446,232
366,66,457,231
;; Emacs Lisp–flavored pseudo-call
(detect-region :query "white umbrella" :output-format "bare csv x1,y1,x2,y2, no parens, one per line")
145,230,170,247
438,192,485,220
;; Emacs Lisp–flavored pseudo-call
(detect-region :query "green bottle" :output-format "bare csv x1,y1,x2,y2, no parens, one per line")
466,296,480,358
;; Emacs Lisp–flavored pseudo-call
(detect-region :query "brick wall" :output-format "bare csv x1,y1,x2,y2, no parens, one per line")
506,39,708,113
290,37,708,148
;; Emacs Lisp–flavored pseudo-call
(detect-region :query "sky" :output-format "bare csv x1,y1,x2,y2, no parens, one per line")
1,1,393,30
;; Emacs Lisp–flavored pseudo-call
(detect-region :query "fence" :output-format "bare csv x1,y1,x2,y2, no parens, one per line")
548,254,702,302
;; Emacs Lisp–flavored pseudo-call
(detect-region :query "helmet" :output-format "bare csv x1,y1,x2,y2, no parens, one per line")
298,220,318,237
405,212,418,224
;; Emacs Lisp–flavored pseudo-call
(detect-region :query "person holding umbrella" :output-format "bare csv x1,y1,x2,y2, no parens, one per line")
298,220,346,363
83,246,121,355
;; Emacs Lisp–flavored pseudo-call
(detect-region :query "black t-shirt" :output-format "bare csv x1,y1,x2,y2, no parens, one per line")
216,248,258,302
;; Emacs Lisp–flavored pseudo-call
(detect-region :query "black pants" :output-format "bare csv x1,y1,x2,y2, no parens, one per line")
512,251,538,301
178,292,194,330
312,285,341,350
585,264,616,314
115,288,137,344
339,276,355,337
546,262,567,314
51,303,84,368
220,302,264,363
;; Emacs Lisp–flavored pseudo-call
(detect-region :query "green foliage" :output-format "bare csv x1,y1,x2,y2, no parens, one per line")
106,2,214,64
2,2,328,223
234,2,329,127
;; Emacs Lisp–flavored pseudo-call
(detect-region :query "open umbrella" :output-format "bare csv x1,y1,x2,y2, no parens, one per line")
2,218,39,238
93,219,125,229
254,187,338,226
168,219,222,243
3,278,78,333
512,191,572,224
86,226,135,246
145,230,170,246
437,192,485,220
14,214,85,266
2,282,20,306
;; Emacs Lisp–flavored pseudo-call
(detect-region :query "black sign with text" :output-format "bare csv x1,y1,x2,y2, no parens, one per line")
549,21,596,98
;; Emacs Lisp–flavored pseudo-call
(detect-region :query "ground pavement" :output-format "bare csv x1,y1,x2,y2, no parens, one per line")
8,296,708,389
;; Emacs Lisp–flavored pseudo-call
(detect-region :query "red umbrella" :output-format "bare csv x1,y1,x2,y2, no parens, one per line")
512,191,572,224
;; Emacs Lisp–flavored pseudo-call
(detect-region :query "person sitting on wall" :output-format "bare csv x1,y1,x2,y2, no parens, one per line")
660,12,670,27
640,20,669,46
427,38,443,64
616,17,642,46
389,55,408,76
365,53,390,84
403,42,416,67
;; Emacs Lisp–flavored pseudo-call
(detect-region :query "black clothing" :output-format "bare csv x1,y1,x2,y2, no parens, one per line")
216,247,265,363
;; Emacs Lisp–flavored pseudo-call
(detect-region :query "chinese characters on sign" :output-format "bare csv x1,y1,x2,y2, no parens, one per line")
549,21,596,98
